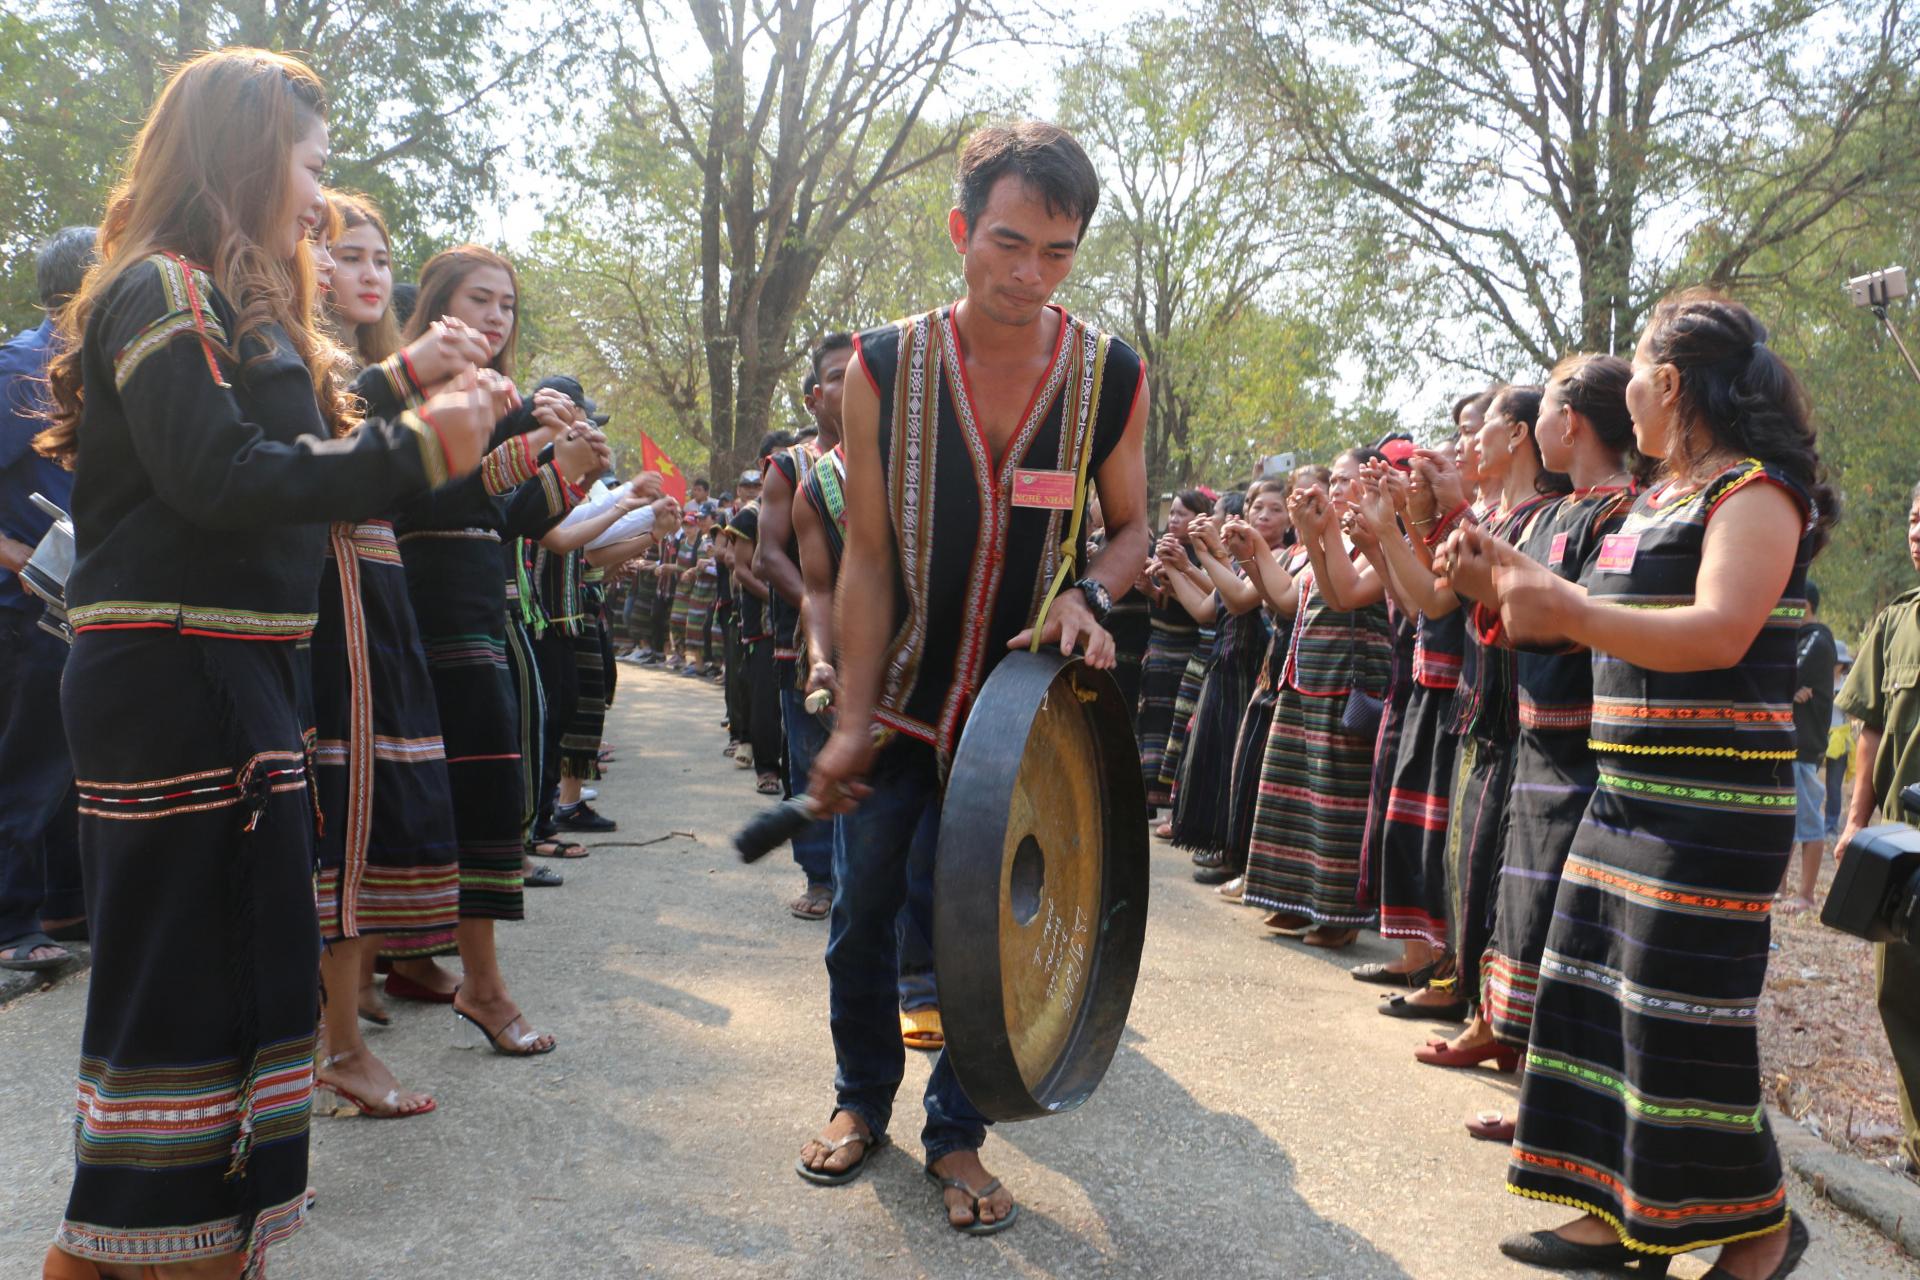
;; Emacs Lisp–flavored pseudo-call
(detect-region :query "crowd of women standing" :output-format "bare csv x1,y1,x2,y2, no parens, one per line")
34,49,678,1278
26,39,1838,1280
1127,304,1830,1279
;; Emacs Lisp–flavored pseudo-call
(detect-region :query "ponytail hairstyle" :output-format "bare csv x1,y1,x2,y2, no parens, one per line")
1487,383,1571,496
405,244,521,380
1640,290,1836,549
1547,353,1650,485
39,47,351,465
325,190,402,365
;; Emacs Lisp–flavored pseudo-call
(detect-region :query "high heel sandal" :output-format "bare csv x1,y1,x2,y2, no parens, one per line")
1498,1230,1671,1274
315,1048,437,1119
452,988,557,1056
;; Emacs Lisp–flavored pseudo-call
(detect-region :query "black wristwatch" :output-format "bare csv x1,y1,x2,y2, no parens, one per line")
1074,576,1112,622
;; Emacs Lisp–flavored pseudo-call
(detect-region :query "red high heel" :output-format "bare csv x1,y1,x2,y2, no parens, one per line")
1414,1038,1521,1071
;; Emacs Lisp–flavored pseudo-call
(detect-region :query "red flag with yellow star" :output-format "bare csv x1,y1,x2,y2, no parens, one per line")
640,431,687,504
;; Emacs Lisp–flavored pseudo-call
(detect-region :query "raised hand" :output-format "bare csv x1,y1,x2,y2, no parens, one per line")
1411,449,1465,522
1288,484,1329,539
404,319,494,388
629,471,666,501
553,424,600,483
475,368,520,421
417,368,495,478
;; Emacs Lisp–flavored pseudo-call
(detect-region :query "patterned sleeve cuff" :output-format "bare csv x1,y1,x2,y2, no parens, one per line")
537,461,583,518
403,411,451,488
480,434,540,496
374,352,429,412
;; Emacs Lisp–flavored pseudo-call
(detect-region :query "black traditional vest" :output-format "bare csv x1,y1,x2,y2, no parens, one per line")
798,444,848,574
856,304,1142,762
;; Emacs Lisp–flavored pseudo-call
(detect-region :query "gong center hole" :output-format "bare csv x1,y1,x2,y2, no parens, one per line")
1010,835,1045,926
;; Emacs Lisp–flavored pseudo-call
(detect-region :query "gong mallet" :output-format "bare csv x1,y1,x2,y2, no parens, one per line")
733,688,834,863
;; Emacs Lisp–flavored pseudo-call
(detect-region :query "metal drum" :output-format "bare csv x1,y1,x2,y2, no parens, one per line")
933,649,1149,1122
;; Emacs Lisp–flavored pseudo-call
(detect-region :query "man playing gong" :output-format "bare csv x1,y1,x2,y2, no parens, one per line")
803,121,1150,1233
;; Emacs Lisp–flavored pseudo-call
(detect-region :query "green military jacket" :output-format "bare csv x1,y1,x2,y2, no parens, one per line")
1837,585,1920,822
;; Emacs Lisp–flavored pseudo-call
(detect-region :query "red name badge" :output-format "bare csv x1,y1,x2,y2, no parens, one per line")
1011,469,1076,510
1595,532,1640,573
1547,532,1569,568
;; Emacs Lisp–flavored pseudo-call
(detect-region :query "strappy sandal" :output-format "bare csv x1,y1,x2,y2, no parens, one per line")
756,773,782,795
523,865,564,888
790,883,832,920
795,1114,886,1185
315,1048,437,1119
901,1007,944,1051
0,931,72,972
528,838,589,859
925,1168,1020,1235
452,990,557,1056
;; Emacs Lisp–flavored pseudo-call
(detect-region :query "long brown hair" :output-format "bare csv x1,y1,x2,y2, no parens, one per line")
325,189,402,365
405,245,520,380
39,47,351,465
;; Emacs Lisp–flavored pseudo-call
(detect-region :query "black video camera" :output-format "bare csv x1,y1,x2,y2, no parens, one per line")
1820,782,1920,946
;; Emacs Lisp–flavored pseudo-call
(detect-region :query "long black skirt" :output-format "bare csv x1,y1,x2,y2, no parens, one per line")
1157,628,1217,803
1376,683,1461,948
401,532,526,922
1482,727,1596,1047
1448,734,1514,1010
57,631,317,1274
1138,614,1199,809
311,521,460,942
1172,613,1263,855
1107,594,1151,733
560,618,608,780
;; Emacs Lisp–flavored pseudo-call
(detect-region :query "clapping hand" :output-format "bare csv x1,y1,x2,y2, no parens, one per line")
1439,524,1572,641
1288,484,1330,540
1410,450,1465,524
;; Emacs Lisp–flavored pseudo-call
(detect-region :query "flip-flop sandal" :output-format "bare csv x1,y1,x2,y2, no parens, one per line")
529,839,589,859
925,1168,1020,1236
357,1000,392,1027
1466,1110,1516,1142
524,866,565,888
795,1123,887,1186
901,1007,945,1051
790,885,832,921
1379,993,1470,1022
0,931,73,972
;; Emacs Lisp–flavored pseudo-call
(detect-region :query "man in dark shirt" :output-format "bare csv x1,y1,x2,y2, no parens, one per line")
0,228,93,971
1782,579,1837,911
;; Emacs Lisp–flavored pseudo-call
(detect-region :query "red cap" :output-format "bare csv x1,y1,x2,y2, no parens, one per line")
1381,438,1418,470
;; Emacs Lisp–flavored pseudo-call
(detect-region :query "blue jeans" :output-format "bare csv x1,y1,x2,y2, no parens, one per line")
780,681,835,886
896,802,938,1011
0,611,83,942
828,738,987,1163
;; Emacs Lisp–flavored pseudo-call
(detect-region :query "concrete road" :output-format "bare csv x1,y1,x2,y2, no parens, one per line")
3,666,1915,1279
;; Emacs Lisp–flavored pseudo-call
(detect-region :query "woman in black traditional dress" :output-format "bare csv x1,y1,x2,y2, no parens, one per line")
309,190,504,1118
1456,294,1829,1279
386,246,607,1056
1171,483,1288,880
1136,490,1212,817
38,49,493,1278
1352,411,1483,988
1462,354,1637,1144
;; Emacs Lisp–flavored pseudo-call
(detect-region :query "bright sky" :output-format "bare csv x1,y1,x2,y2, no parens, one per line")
468,0,1397,424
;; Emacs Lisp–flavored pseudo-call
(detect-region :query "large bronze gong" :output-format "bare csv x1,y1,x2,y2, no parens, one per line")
933,650,1149,1122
